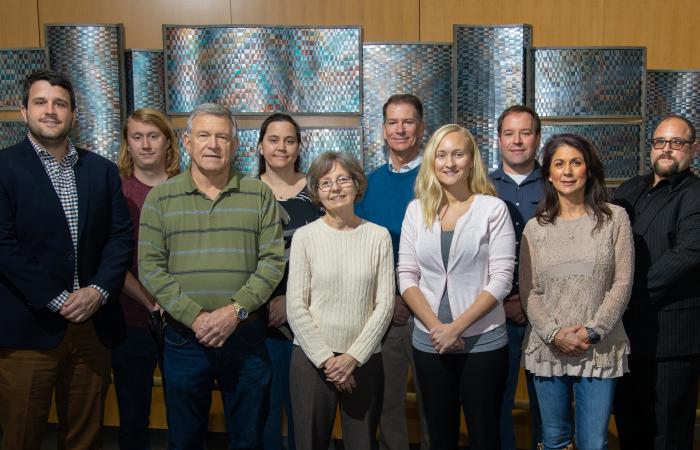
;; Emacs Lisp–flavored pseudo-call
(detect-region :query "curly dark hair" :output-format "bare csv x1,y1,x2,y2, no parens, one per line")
536,133,612,230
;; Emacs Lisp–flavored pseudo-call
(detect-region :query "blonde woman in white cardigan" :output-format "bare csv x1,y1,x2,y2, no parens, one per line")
286,151,394,450
398,124,516,450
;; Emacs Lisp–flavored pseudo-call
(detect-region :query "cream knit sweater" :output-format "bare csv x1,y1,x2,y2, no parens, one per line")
286,218,395,368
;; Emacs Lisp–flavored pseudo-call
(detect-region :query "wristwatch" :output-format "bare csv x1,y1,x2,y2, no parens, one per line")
232,301,249,320
585,327,601,344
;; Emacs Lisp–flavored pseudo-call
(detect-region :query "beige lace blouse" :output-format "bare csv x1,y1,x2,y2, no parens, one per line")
520,204,634,378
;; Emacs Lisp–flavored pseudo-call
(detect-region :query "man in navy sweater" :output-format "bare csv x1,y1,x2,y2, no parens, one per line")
355,94,429,450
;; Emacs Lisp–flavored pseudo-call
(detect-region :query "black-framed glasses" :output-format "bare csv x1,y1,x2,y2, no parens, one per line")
318,176,354,192
649,138,692,151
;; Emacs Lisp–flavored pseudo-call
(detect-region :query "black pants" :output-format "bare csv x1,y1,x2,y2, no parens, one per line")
413,345,508,450
289,346,384,450
614,354,700,450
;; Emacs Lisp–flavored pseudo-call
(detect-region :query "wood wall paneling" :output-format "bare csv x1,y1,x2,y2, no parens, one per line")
602,0,700,69
3,0,696,68
419,0,605,46
37,0,232,49
0,0,40,47
229,0,420,42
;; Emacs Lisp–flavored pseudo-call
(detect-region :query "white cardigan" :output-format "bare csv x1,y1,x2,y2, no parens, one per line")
397,195,516,336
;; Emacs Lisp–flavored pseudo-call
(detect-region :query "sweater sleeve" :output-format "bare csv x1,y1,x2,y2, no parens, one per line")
484,200,516,302
286,228,335,368
397,201,421,294
346,229,395,365
232,184,286,312
584,208,634,340
520,222,560,341
138,189,202,328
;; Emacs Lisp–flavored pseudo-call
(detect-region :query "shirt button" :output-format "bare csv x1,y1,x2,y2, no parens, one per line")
515,222,520,226
515,202,520,206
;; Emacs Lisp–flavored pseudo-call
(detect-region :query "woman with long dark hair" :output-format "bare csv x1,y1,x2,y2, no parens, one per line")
520,134,634,450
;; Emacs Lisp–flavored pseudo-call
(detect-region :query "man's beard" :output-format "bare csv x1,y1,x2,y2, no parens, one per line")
652,154,680,178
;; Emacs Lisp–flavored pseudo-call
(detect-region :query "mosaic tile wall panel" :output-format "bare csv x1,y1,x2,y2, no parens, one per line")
0,121,27,149
125,50,165,114
533,48,645,118
454,25,532,172
0,49,47,110
175,128,361,176
299,128,362,173
646,70,700,173
46,24,125,162
165,26,361,114
541,123,642,180
362,43,452,173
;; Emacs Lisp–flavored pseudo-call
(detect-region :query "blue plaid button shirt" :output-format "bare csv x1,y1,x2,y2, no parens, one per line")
27,133,109,312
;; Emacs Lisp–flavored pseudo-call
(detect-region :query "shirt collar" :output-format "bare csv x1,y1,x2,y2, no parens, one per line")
649,168,693,191
185,167,241,195
27,132,78,166
388,155,422,173
492,161,542,183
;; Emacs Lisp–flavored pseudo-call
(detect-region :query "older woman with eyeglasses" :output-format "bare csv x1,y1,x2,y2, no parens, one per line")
286,151,394,450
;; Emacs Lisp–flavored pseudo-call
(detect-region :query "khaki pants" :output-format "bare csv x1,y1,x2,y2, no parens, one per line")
0,322,111,450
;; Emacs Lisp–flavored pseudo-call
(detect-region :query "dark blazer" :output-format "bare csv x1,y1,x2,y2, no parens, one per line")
0,138,133,350
613,170,700,358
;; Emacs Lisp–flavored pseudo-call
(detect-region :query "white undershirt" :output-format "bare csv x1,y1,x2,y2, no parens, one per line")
505,171,531,185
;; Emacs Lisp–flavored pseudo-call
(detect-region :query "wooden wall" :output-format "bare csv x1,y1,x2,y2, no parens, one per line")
1,0,697,69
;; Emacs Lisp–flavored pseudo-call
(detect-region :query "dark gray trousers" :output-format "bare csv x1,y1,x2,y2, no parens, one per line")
290,345,384,450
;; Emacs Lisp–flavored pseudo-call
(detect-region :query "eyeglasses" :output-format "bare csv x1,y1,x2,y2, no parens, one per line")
318,176,354,192
649,138,692,151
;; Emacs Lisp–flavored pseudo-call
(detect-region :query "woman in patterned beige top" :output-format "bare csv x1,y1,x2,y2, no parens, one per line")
520,134,634,450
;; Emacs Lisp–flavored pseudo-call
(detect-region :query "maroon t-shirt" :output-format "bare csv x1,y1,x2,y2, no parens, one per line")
120,176,154,327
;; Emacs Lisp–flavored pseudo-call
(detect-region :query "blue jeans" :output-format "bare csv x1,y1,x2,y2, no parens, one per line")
499,322,541,450
533,375,616,450
263,336,295,450
163,319,271,450
112,326,160,450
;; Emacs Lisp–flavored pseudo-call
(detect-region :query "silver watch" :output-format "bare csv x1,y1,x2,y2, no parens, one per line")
232,301,249,320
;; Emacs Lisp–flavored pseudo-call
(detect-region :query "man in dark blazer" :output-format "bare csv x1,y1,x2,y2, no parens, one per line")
613,115,700,450
0,70,133,449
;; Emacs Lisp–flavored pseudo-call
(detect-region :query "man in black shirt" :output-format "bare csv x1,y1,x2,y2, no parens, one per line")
613,115,700,450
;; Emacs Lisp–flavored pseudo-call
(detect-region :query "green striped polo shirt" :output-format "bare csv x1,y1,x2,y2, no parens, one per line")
138,169,285,328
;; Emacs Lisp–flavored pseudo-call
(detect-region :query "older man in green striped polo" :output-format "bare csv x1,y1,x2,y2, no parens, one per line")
139,103,285,449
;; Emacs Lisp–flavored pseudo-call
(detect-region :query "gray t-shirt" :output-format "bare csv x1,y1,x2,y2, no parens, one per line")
413,230,508,353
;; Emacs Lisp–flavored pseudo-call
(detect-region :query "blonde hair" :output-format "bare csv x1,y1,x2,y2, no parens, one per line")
415,124,496,227
117,108,181,179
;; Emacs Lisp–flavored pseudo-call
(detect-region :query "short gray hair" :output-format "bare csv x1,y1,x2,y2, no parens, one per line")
306,151,367,205
187,103,238,137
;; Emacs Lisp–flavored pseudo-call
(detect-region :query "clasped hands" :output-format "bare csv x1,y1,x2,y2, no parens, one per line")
59,287,103,323
191,305,239,348
430,322,464,354
323,354,358,393
552,324,590,356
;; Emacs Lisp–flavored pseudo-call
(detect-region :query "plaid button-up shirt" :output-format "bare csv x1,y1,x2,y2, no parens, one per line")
27,133,108,311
